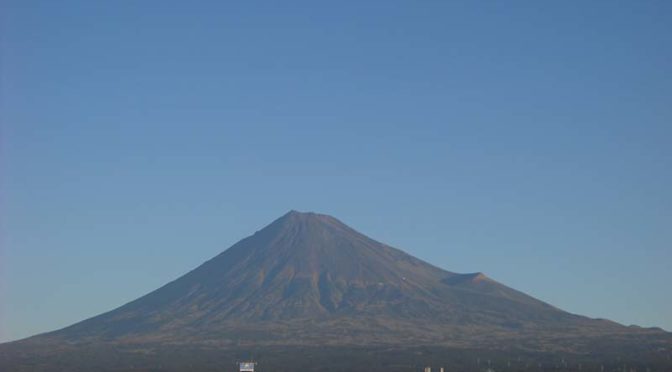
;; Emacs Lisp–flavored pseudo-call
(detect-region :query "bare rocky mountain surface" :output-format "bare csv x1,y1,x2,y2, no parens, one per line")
1,211,670,371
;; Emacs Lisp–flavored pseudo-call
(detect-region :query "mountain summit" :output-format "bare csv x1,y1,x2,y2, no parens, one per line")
3,211,671,370
32,211,639,345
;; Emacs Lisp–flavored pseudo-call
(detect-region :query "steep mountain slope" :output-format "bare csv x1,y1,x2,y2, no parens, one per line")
22,210,638,348
2,209,671,372
2,211,671,371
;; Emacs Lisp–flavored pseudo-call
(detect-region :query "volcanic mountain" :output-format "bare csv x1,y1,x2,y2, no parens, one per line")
53,210,591,345
2,211,671,371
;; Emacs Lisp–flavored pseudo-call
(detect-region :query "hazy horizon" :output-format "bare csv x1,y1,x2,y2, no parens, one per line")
2,0,671,343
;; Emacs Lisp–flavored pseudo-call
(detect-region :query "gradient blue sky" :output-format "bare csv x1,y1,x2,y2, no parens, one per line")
1,0,671,342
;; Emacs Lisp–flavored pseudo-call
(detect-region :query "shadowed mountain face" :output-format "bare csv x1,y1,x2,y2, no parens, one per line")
4,211,671,368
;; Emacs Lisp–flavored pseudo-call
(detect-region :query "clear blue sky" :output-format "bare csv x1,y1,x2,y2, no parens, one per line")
1,0,670,343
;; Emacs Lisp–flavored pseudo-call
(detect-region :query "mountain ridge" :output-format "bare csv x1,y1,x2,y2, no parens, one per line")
29,211,628,342
2,210,671,372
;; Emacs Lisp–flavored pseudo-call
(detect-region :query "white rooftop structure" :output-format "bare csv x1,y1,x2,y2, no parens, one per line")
239,361,256,372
